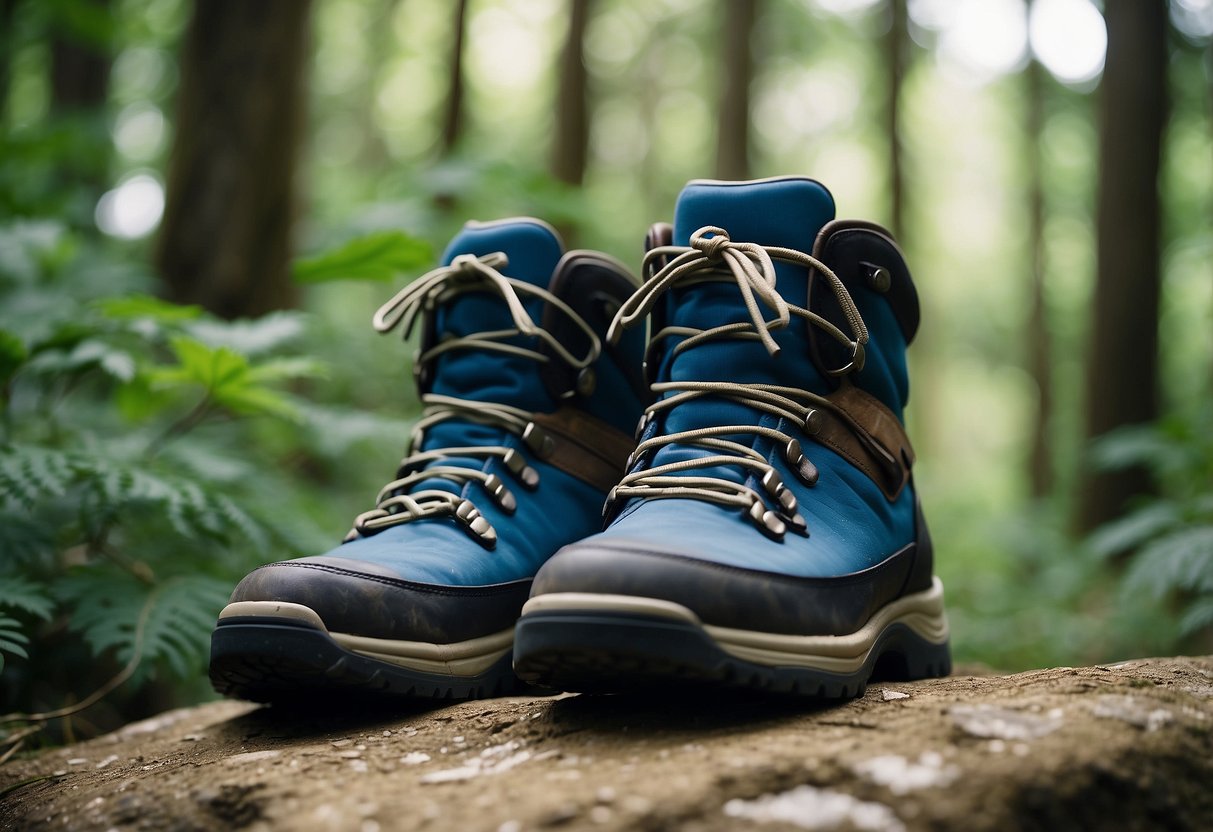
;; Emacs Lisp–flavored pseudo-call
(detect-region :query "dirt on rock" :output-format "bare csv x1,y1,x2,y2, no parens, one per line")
3,656,1213,831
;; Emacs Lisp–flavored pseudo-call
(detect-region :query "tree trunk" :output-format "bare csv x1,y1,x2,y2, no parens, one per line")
1026,57,1053,499
1075,0,1167,533
715,0,754,181
0,0,22,117
551,0,592,187
155,0,311,320
49,0,112,115
439,0,469,157
882,0,907,238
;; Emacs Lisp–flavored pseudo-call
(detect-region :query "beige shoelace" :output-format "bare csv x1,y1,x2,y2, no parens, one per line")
347,253,601,548
604,226,869,539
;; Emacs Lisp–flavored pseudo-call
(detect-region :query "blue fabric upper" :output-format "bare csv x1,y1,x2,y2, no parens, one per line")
304,219,639,588
593,177,917,578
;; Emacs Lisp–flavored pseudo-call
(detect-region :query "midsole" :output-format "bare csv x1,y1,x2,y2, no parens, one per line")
519,577,948,674
217,601,513,677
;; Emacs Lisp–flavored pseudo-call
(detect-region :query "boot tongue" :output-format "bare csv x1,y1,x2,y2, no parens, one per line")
418,219,562,478
654,178,836,484
428,218,563,412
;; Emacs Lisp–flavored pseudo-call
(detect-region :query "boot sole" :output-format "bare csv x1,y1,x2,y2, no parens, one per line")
512,578,950,698
209,601,522,703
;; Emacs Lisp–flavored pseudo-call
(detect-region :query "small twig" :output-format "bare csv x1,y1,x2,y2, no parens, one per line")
0,737,26,766
143,395,213,460
0,772,56,799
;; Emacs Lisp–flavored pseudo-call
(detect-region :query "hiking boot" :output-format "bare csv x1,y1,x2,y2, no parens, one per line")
209,218,647,702
513,178,951,698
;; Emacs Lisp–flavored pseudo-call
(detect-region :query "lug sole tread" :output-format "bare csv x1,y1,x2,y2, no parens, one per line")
209,619,524,704
513,612,951,699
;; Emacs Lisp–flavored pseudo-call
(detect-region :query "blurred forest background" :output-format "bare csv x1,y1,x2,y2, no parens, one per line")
1,0,1211,748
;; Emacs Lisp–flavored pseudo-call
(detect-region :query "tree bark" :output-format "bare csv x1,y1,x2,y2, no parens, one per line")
882,0,907,239
0,0,23,117
49,0,112,116
715,0,755,181
155,0,311,320
1075,0,1167,533
551,0,592,187
1026,57,1053,499
439,0,469,157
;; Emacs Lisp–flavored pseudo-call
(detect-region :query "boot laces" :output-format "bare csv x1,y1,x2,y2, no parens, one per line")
347,253,601,548
605,226,869,539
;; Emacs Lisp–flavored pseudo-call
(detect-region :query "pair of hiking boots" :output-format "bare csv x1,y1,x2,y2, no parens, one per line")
208,176,951,702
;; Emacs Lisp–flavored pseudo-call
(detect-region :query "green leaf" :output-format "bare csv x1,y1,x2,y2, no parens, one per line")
151,336,249,395
293,231,433,284
246,356,327,384
25,338,137,382
1086,502,1181,559
185,311,307,356
94,294,203,322
1123,525,1213,598
0,576,54,620
1180,596,1213,635
0,329,27,388
0,614,30,673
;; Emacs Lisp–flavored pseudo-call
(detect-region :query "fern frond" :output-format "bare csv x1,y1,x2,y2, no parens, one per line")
0,445,78,510
1123,525,1213,598
0,576,53,620
56,569,231,678
1180,596,1213,635
0,614,30,674
0,511,55,567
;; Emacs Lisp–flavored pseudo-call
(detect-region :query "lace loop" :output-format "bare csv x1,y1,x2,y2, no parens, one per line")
348,252,601,547
603,227,870,539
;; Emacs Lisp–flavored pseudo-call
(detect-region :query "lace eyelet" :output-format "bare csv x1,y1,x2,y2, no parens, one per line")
502,448,540,489
748,499,786,540
483,473,517,514
455,500,497,549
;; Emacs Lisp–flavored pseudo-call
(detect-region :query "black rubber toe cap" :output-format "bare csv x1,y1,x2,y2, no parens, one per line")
530,543,918,636
230,557,531,643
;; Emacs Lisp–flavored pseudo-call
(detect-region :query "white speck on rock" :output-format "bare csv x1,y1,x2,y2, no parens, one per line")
400,752,431,765
224,750,281,766
987,740,1006,753
881,689,910,701
349,759,369,773
723,785,905,832
949,704,1063,741
67,758,87,766
1090,695,1174,731
420,748,534,784
95,755,119,769
853,753,960,795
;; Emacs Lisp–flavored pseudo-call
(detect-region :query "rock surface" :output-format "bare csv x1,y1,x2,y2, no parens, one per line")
3,656,1213,831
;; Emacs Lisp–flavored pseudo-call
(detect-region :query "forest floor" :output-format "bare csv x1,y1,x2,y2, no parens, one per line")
2,656,1212,831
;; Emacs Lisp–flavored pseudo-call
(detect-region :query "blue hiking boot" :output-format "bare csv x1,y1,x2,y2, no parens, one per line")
209,218,647,701
513,178,951,698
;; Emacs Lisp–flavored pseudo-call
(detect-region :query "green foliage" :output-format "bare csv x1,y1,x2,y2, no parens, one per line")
0,215,393,714
1088,413,1213,636
292,230,433,284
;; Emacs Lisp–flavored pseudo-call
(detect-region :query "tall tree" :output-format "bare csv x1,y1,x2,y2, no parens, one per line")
1025,56,1054,499
1075,0,1168,532
439,0,469,157
715,0,754,181
551,0,592,187
155,0,311,319
49,0,112,116
882,0,907,238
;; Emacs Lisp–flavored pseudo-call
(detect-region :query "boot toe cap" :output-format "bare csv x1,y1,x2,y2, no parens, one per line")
230,556,530,643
